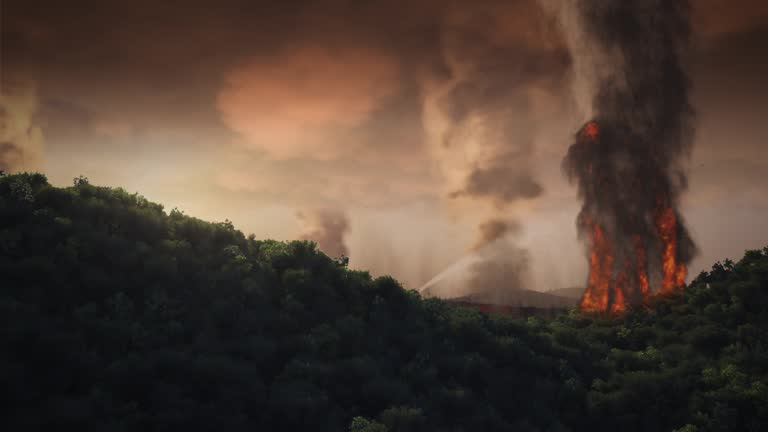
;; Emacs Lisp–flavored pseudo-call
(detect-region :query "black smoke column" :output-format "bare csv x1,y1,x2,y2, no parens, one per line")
560,0,697,313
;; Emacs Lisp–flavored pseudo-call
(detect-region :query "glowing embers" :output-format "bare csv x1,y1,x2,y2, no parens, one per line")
581,121,600,142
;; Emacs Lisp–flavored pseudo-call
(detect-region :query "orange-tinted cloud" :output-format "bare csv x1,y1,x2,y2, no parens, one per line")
217,45,400,159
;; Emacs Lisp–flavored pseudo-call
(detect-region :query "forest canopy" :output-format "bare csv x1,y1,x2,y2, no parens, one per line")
1,172,767,431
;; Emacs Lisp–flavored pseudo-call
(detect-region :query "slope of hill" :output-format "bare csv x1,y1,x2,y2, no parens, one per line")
419,254,578,309
2,172,767,431
547,287,585,300
432,287,576,308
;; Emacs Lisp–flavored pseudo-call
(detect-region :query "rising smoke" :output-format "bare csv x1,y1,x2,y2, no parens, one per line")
550,0,698,312
450,157,544,205
420,217,532,302
0,77,44,172
470,218,521,251
297,208,350,258
417,2,565,300
419,0,569,210
422,58,547,208
465,218,531,303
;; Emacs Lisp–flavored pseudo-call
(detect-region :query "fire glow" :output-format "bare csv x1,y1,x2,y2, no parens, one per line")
555,1,697,315
571,121,690,315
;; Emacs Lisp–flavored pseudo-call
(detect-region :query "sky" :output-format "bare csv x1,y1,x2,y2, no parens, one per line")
2,0,767,292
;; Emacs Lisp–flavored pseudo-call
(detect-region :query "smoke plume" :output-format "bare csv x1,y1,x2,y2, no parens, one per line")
420,1,566,207
470,218,521,252
450,157,544,205
420,220,531,301
465,217,531,303
465,239,531,300
551,0,697,312
297,208,350,258
422,67,546,208
417,2,565,300
0,77,44,172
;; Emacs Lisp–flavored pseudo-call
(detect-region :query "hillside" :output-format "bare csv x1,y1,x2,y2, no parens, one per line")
1,172,767,431
547,287,585,300
436,288,576,309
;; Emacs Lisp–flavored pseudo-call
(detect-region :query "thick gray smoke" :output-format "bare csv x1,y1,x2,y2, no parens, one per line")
421,1,568,208
429,74,547,207
450,157,543,204
296,208,350,258
554,0,698,308
470,218,521,252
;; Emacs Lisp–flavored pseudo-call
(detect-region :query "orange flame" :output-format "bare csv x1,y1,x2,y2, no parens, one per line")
611,283,626,314
582,121,600,141
580,221,620,313
656,204,687,294
577,121,688,315
633,235,651,299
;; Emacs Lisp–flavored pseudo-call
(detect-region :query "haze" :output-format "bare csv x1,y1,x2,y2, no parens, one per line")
2,0,767,292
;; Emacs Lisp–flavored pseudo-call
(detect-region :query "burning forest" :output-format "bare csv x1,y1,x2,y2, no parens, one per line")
558,1,698,314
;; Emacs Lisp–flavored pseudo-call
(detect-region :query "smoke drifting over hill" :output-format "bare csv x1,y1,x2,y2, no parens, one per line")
470,218,521,252
0,77,44,172
297,208,350,258
465,221,532,303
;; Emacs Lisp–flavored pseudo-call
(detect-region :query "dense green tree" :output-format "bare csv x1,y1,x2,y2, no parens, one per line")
1,173,767,431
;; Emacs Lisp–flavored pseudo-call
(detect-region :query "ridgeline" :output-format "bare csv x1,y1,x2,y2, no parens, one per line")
1,173,767,431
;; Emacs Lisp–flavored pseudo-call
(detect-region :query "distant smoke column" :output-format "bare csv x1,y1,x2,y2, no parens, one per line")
297,208,350,258
418,7,551,298
0,77,44,172
560,1,697,313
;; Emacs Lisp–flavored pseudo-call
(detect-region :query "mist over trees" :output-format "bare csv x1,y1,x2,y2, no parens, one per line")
1,172,767,431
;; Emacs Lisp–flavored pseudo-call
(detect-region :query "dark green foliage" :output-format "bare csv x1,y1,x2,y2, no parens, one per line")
1,173,767,431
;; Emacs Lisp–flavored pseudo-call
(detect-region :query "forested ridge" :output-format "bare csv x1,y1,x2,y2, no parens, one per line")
1,172,767,431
